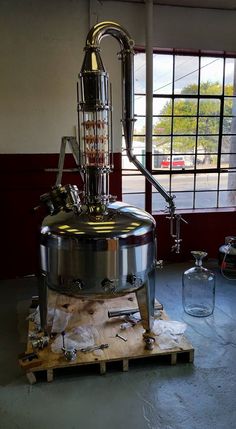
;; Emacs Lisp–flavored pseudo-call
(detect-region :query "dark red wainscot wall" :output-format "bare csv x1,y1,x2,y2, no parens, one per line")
154,210,236,263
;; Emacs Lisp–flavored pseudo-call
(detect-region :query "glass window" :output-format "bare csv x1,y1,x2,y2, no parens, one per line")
122,51,236,211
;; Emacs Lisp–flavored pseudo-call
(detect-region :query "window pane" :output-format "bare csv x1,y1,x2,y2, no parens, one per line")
195,191,217,208
197,136,218,152
131,144,146,167
122,135,145,169
122,138,146,161
134,116,145,134
195,154,217,168
153,54,173,95
226,169,236,192
196,173,218,191
135,95,146,115
223,117,232,134
123,193,145,209
221,136,230,153
153,137,171,154
174,98,198,115
153,97,172,115
174,192,194,209
198,117,219,134
122,156,138,170
171,174,194,192
220,153,229,168
153,117,172,135
200,57,224,95
152,192,169,211
199,98,220,116
184,156,194,168
152,175,170,191
224,58,236,95
134,53,146,94
219,172,229,190
173,117,197,134
153,153,165,169
224,97,236,116
223,116,236,134
172,136,196,154
122,175,145,193
174,56,199,94
219,190,236,207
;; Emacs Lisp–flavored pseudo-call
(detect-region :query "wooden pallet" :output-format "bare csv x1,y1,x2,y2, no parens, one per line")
19,293,194,384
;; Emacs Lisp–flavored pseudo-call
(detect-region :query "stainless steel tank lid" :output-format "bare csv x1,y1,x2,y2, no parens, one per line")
41,202,156,241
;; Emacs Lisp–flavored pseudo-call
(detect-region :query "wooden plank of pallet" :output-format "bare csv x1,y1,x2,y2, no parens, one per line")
20,292,194,383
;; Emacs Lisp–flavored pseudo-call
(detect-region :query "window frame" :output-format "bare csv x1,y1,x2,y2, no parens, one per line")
122,48,236,212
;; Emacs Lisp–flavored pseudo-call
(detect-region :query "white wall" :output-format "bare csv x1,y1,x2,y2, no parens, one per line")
91,0,236,51
0,0,88,153
1,0,236,153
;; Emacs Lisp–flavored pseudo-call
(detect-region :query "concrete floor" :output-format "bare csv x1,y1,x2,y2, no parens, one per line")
1,261,236,429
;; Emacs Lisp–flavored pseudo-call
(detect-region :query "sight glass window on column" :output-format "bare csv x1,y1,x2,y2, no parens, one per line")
122,51,236,212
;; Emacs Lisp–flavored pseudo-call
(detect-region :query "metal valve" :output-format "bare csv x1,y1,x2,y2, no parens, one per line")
101,277,116,293
72,278,84,290
126,274,142,287
166,213,188,254
61,331,77,361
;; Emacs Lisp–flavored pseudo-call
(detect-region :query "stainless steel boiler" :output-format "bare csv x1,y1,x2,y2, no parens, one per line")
39,22,183,345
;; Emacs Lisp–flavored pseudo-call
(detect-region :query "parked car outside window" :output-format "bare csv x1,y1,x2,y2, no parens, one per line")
161,155,185,169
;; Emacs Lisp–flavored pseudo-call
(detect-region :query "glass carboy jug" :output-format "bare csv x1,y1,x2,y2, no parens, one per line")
182,251,215,317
